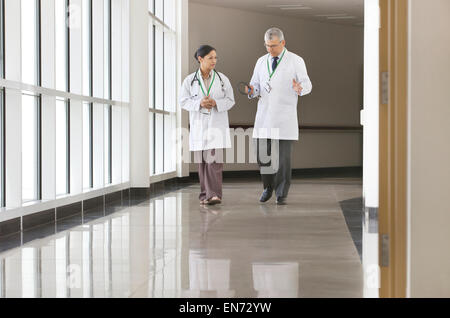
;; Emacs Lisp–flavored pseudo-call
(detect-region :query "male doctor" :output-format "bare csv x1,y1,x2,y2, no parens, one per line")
246,27,312,205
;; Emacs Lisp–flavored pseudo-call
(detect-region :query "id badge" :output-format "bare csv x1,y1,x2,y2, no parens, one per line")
200,108,211,115
264,81,272,94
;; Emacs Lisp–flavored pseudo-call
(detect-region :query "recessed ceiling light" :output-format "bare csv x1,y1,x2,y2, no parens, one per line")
326,16,356,20
315,13,349,17
267,4,307,8
280,6,312,10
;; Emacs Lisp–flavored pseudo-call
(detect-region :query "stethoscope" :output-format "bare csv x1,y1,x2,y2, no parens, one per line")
190,69,226,96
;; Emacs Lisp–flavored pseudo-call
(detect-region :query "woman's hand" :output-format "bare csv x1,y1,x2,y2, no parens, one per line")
208,97,217,107
200,96,216,109
200,97,213,109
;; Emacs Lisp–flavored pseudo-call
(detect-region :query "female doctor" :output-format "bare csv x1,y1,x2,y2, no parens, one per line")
180,45,235,205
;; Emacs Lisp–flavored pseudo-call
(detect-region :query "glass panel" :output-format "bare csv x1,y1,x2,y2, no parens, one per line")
83,0,92,96
149,113,154,176
148,0,155,14
21,0,38,85
0,0,4,78
56,98,68,195
164,32,176,112
155,0,163,21
0,1,4,207
148,23,154,109
155,113,163,175
164,114,176,173
55,0,67,91
155,25,163,110
104,105,110,184
0,89,4,206
83,102,91,189
164,0,176,31
22,94,38,202
104,0,111,99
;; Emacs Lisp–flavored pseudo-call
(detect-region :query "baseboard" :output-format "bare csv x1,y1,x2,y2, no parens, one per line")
189,166,362,180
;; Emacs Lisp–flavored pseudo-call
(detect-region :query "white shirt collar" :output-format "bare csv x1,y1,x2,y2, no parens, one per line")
272,48,286,60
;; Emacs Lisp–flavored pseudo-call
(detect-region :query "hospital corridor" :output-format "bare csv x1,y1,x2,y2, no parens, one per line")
0,0,449,300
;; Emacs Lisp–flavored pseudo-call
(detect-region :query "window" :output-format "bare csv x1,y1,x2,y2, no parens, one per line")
83,102,91,190
21,0,41,202
22,93,39,201
149,0,177,177
104,0,112,185
22,0,38,86
0,0,128,209
55,98,68,195
83,0,93,189
55,0,69,196
0,0,5,207
55,0,68,92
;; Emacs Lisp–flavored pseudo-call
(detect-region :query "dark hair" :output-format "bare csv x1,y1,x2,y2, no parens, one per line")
194,45,216,62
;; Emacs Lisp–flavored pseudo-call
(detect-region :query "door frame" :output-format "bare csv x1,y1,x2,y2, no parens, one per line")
379,0,408,298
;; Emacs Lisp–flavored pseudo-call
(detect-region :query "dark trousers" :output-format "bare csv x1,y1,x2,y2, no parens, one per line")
195,149,224,201
254,139,293,199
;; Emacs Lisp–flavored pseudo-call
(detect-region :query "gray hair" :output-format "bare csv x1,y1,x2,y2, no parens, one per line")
265,27,285,42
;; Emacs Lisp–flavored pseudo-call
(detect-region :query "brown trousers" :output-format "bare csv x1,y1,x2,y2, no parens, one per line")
194,149,224,201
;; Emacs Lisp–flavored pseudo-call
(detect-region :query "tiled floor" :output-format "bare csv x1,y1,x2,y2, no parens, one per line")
0,177,370,298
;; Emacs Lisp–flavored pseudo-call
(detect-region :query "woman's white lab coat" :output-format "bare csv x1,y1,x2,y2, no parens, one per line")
180,70,235,152
249,49,312,140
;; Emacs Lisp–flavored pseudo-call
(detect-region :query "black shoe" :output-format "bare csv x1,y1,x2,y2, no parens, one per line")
259,188,273,203
276,197,287,205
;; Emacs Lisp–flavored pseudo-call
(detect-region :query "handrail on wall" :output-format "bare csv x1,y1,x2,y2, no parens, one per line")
229,125,363,131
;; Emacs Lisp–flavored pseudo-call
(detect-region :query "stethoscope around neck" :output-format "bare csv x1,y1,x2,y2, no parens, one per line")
190,69,225,94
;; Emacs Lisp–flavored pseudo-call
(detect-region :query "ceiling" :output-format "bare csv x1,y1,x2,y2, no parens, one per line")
191,0,364,27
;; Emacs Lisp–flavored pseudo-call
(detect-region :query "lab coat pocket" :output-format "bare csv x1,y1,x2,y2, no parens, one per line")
190,117,204,142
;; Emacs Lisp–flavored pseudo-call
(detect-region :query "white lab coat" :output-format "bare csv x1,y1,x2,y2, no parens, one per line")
180,70,235,151
249,49,312,140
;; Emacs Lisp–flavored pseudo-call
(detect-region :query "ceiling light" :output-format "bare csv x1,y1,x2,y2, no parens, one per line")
326,16,356,20
267,4,307,8
280,6,312,10
315,13,349,17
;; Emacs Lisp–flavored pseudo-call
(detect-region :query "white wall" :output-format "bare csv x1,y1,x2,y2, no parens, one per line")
408,0,450,298
363,0,379,209
188,2,364,172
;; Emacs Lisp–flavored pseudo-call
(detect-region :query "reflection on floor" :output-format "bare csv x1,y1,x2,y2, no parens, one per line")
339,197,363,260
0,177,373,298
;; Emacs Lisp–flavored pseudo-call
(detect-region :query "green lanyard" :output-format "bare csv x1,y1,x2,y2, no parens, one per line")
267,48,287,80
198,70,216,97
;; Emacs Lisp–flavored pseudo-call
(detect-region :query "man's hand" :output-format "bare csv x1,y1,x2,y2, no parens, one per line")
246,85,255,96
292,79,303,95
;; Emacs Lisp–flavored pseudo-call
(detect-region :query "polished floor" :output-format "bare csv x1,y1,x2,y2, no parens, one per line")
0,177,377,298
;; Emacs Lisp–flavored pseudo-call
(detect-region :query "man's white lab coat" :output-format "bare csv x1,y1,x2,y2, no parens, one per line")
249,49,312,140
